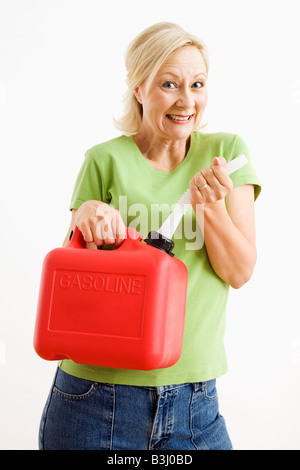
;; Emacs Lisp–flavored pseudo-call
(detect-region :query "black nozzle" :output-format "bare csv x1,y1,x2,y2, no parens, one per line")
144,231,175,257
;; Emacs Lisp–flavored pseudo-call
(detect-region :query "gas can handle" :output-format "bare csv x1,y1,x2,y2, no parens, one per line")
67,226,86,248
68,226,142,249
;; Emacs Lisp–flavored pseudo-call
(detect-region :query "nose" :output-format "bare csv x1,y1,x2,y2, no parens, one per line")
176,86,195,109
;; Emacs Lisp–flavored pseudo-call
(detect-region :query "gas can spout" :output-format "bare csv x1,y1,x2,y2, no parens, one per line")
144,231,175,257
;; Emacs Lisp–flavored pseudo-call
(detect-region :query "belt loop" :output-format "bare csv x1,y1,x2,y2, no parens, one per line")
192,382,206,392
192,382,202,392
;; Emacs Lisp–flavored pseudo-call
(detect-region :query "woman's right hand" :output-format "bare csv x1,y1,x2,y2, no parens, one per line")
74,200,126,248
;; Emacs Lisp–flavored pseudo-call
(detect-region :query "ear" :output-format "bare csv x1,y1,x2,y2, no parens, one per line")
133,87,142,104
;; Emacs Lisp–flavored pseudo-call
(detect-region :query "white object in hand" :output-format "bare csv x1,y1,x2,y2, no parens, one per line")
158,154,248,240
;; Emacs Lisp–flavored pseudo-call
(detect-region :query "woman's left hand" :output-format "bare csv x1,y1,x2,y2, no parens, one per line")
189,156,233,207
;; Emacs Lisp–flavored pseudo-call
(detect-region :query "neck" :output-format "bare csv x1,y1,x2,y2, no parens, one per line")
133,131,190,172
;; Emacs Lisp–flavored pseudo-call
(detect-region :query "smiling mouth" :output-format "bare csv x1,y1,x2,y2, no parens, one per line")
166,114,193,123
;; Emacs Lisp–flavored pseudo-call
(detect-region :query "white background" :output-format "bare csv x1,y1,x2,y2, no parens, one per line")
0,0,299,450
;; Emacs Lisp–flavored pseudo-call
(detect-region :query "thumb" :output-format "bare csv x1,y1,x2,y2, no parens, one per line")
212,156,227,166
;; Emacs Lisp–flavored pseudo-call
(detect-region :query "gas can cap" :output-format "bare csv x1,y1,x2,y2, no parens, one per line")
144,231,175,257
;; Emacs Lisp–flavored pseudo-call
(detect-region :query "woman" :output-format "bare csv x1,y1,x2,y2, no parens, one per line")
39,22,261,450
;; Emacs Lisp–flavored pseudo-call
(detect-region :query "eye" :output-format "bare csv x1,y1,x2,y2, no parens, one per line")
192,81,204,89
162,81,176,89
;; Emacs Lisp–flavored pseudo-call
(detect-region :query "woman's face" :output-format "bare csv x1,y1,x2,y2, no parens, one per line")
135,46,208,142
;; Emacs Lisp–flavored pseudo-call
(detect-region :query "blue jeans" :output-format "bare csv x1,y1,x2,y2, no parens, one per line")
39,367,232,450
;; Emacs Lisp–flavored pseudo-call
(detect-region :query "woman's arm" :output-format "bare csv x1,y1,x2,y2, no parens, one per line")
198,185,257,288
190,158,257,289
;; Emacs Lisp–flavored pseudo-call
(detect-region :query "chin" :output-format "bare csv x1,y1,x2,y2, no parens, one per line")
165,126,194,141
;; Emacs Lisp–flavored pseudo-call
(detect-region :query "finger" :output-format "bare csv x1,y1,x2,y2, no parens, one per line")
212,156,227,166
190,174,211,203
193,171,209,191
211,156,231,186
94,213,114,245
92,222,105,246
189,178,203,202
200,167,221,192
115,237,125,248
201,166,232,201
211,164,233,190
101,222,116,245
95,209,115,245
78,222,93,244
106,211,126,246
114,220,126,248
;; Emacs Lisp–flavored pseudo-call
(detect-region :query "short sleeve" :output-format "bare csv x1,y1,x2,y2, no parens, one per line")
69,151,108,210
229,134,261,201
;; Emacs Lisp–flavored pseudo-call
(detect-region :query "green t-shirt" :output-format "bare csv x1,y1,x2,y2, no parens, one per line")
59,131,261,386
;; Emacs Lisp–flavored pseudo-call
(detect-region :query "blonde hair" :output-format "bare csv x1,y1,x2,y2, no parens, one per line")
113,22,209,135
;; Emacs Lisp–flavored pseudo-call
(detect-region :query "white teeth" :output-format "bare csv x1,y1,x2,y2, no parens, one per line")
167,114,191,121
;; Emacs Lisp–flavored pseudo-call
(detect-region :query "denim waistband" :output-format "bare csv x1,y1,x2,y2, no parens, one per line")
139,381,210,394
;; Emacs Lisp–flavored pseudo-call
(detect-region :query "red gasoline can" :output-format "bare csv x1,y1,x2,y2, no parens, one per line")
34,226,188,370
